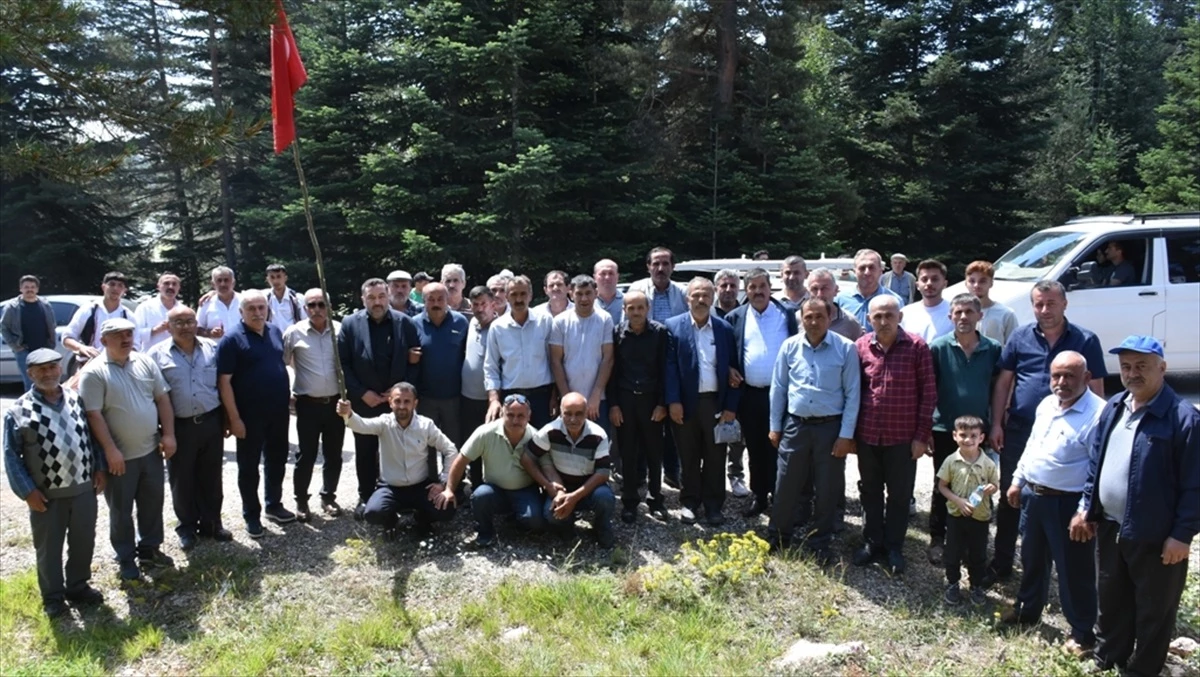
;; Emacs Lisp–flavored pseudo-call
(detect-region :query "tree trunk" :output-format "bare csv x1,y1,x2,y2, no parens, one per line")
714,0,738,122
208,16,238,273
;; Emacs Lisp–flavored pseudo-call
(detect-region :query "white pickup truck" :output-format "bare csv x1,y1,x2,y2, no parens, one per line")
947,212,1200,374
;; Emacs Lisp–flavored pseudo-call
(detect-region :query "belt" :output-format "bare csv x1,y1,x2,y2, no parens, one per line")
798,414,842,425
296,394,338,404
177,408,221,425
505,384,552,395
743,384,769,391
621,386,657,396
1028,483,1077,497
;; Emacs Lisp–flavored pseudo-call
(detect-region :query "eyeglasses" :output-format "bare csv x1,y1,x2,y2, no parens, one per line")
503,393,529,406
306,301,327,309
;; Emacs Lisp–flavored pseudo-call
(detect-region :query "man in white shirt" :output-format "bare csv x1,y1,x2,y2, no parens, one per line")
197,266,240,339
900,259,953,343
533,270,574,318
264,263,306,333
63,272,133,368
336,383,458,535
549,275,614,427
134,272,181,351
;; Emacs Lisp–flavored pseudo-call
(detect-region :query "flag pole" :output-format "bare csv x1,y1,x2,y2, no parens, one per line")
290,137,347,400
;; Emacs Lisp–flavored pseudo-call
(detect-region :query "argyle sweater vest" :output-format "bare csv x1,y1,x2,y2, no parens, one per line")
11,390,94,499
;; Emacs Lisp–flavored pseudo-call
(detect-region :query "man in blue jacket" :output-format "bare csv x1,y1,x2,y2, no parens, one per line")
665,278,740,526
1071,335,1198,676
338,278,422,519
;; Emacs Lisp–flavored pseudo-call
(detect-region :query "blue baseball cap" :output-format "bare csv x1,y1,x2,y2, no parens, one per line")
1108,335,1164,357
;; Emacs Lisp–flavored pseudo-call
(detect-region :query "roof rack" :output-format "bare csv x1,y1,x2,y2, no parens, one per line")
1133,212,1200,223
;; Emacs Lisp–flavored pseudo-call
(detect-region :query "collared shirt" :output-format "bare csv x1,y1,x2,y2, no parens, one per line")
596,289,624,326
693,315,718,393
742,302,789,387
929,332,1002,431
1098,391,1152,523
282,319,341,398
147,337,221,417
134,296,175,350
532,300,574,319
79,351,169,460
769,331,861,439
461,317,491,400
65,301,131,349
900,299,953,344
1015,390,1106,495
855,330,937,446
265,287,307,333
197,293,241,333
484,311,553,391
999,320,1108,423
216,321,290,416
459,419,536,490
978,302,1018,346
416,311,469,399
550,309,613,400
610,320,667,399
829,303,865,341
527,417,611,489
836,285,904,330
937,450,1000,520
628,278,688,323
344,412,457,487
392,299,424,317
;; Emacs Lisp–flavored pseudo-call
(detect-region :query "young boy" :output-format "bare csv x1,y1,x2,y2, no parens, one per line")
936,415,999,605
964,261,1018,346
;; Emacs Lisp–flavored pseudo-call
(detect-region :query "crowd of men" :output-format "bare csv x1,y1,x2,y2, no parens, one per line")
3,248,1196,676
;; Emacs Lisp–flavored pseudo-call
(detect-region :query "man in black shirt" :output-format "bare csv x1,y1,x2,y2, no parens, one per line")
0,275,56,391
608,291,669,523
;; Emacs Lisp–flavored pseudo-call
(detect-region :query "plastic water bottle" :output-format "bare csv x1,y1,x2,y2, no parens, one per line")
968,485,986,508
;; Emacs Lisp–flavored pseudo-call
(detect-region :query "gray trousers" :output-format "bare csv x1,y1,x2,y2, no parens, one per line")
104,453,165,562
770,416,842,549
30,490,97,602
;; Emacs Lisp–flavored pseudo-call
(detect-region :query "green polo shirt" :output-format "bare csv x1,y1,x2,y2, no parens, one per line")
929,331,1001,432
460,419,536,491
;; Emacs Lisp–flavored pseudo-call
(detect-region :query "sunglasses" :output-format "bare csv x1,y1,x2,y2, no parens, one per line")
306,301,327,309
503,393,529,406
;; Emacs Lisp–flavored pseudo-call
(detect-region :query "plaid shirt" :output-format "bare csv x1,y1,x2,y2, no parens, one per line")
855,330,937,446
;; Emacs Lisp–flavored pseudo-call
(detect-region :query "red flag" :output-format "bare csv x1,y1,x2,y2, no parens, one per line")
271,0,307,154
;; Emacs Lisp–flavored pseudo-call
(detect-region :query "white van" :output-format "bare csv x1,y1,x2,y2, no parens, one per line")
946,213,1200,374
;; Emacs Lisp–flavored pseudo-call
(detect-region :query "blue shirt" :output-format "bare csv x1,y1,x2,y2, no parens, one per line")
769,331,861,440
629,279,688,324
147,338,221,417
999,320,1108,423
216,321,290,416
597,289,624,327
1014,390,1106,496
835,285,904,330
415,311,468,399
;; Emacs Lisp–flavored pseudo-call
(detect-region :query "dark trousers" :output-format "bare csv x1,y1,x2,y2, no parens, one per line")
672,393,724,515
352,402,388,503
1016,488,1097,643
739,386,775,502
236,411,289,521
30,490,96,603
617,389,665,509
663,425,680,479
421,397,462,445
770,416,841,549
363,482,455,529
294,397,345,503
170,412,225,536
994,417,1033,571
725,440,744,480
501,385,553,430
1095,520,1188,676
104,453,165,562
857,442,916,553
944,515,989,587
928,429,956,544
460,396,490,485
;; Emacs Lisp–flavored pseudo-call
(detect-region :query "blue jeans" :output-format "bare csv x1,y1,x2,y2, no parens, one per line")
14,349,32,391
543,484,615,533
470,483,544,538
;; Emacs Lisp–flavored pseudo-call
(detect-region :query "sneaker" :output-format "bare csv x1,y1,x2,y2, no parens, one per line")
886,551,906,576
65,586,104,606
730,477,750,498
44,599,70,618
943,583,962,605
321,498,342,517
138,548,175,569
679,507,697,525
621,507,637,524
246,519,265,539
969,587,988,606
927,542,944,566
295,499,311,523
118,559,142,582
265,505,297,524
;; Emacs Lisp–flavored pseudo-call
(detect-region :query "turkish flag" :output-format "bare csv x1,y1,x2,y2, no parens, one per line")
271,0,307,154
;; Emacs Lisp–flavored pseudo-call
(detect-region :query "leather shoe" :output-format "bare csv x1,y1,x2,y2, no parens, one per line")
44,599,69,618
663,473,682,490
179,530,199,551
65,586,104,606
742,498,769,518
322,498,343,517
886,551,906,575
621,507,637,524
705,510,725,527
852,544,883,567
118,559,142,582
210,526,233,542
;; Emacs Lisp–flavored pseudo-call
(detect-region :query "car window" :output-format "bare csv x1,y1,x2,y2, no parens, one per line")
1062,237,1152,289
1165,231,1200,284
49,301,81,326
993,230,1087,281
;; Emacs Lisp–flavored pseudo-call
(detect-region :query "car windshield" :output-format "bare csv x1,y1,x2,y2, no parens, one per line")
993,230,1088,281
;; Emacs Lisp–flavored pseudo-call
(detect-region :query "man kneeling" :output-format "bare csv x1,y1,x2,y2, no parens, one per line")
336,383,457,535
523,392,616,547
436,394,544,547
